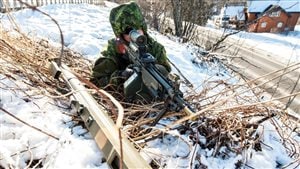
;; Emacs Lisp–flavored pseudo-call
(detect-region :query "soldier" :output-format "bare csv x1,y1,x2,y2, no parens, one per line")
90,2,171,102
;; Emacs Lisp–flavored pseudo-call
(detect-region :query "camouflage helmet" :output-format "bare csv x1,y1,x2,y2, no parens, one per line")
109,2,147,37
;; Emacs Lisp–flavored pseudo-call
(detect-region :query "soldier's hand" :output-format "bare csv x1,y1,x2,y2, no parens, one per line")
121,68,134,79
116,39,126,54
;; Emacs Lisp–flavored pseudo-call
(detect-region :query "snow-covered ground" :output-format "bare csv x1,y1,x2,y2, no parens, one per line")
1,2,299,169
0,73,106,168
206,19,300,64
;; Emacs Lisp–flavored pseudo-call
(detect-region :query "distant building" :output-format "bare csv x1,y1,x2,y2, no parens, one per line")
220,3,247,29
247,0,300,33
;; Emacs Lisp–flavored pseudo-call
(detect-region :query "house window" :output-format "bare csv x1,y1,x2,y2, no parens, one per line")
269,11,281,17
261,22,267,28
277,22,283,28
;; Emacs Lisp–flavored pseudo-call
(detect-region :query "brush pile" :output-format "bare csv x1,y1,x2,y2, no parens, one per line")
0,28,91,94
1,23,300,168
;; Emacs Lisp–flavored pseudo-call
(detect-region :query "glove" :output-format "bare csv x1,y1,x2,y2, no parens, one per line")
120,68,134,79
116,39,126,54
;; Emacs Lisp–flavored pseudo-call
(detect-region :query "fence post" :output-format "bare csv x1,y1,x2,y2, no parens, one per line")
0,0,3,12
13,0,16,10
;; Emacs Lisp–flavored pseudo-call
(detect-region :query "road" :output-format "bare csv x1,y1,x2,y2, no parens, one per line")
194,27,300,113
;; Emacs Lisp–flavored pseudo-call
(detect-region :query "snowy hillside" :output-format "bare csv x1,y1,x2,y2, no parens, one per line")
1,2,300,169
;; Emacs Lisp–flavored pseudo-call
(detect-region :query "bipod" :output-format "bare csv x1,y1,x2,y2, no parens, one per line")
151,108,168,127
144,99,173,134
144,108,168,134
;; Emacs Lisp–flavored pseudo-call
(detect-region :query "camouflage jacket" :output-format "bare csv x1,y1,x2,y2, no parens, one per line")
90,2,171,88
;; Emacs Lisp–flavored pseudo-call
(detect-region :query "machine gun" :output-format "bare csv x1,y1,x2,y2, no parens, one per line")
123,30,194,125
48,30,193,168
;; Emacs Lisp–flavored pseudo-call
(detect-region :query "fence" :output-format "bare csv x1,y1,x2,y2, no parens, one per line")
0,0,104,12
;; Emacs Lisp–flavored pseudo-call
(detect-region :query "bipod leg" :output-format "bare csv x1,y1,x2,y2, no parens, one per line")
151,108,168,126
145,108,168,134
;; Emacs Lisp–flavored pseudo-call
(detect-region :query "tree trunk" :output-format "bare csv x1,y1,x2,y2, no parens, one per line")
171,0,183,37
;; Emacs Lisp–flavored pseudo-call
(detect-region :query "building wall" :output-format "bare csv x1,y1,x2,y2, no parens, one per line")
256,10,288,32
286,13,300,31
247,13,257,22
247,10,300,32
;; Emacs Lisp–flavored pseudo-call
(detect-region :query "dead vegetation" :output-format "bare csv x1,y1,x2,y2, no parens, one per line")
1,14,300,169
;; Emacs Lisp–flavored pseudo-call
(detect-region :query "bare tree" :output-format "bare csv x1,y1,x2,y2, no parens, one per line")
171,0,183,37
118,0,214,43
137,0,171,32
171,0,213,42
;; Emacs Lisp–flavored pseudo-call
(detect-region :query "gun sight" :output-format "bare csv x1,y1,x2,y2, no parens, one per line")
129,30,147,46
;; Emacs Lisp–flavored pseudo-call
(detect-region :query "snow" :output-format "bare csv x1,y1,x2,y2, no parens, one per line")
206,20,300,64
232,30,300,64
0,73,107,168
1,2,300,169
247,0,300,13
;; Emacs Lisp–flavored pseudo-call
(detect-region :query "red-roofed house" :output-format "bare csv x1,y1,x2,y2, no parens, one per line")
247,0,300,33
